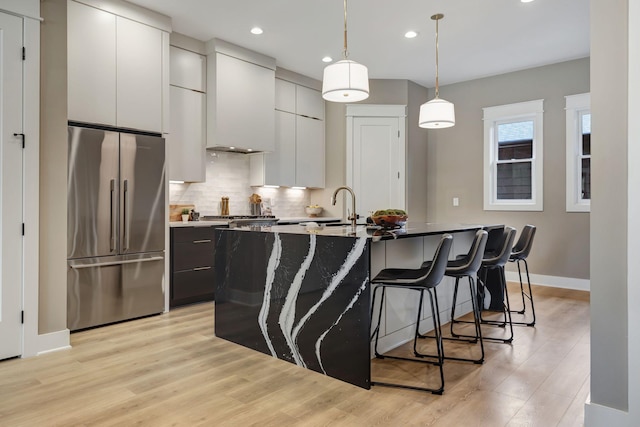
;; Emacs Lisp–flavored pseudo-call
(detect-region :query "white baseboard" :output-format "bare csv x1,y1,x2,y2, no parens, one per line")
584,400,630,427
505,271,590,292
37,329,71,355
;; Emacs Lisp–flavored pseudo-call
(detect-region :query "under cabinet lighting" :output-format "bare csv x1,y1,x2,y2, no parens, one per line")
291,186,307,190
263,185,280,188
169,180,185,184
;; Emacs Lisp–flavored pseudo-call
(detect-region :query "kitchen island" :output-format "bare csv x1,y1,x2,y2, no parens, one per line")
213,223,484,389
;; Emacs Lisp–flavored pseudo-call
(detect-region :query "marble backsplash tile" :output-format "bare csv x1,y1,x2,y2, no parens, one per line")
169,151,311,217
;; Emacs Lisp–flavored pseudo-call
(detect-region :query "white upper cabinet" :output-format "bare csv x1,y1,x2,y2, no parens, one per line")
168,42,207,183
67,1,117,126
295,116,325,188
170,46,205,91
251,79,325,188
169,86,206,182
209,52,275,152
250,110,296,187
275,79,296,114
296,85,325,120
116,17,163,132
206,40,276,152
67,0,168,133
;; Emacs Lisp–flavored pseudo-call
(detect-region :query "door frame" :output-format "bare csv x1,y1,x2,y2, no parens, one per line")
345,104,407,216
0,6,41,358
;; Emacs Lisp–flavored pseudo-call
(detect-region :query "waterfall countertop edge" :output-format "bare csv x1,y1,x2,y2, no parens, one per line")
220,222,488,240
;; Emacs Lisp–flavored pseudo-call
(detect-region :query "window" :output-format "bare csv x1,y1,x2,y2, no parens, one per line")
483,100,544,211
565,93,591,212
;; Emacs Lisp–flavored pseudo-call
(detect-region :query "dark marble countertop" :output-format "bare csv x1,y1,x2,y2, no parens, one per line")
226,222,484,241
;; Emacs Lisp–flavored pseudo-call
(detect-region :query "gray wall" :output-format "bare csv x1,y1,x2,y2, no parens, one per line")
589,0,628,413
425,58,591,280
310,79,429,221
39,0,68,334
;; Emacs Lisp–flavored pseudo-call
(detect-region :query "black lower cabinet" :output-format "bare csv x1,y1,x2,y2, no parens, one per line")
170,225,223,308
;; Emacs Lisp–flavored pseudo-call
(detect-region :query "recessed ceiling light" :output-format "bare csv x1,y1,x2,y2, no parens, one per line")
521,0,535,3
322,56,333,63
404,31,418,39
250,27,263,35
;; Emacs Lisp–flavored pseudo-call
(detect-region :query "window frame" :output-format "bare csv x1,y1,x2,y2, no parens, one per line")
565,93,591,212
483,99,544,211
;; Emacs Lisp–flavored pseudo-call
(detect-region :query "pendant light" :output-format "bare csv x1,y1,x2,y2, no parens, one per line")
322,0,369,102
419,14,455,128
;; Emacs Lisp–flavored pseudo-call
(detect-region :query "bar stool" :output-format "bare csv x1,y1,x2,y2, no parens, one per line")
477,226,517,343
370,234,453,394
508,225,537,326
448,227,517,344
418,229,488,364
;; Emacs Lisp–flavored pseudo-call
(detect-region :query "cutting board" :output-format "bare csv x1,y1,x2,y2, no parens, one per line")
169,204,195,222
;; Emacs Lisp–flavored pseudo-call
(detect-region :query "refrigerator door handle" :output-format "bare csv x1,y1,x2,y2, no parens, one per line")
69,256,164,270
110,179,117,252
123,179,129,251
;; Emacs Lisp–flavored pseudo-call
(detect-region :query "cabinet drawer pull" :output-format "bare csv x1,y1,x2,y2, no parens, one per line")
192,239,212,244
193,266,211,271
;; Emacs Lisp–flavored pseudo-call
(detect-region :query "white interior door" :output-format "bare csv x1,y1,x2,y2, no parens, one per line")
348,113,406,219
0,12,24,360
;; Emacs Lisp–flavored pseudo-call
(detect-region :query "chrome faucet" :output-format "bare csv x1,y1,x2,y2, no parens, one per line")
331,186,357,229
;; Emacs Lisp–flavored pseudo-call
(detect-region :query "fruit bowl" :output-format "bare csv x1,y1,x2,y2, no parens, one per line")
305,206,323,217
371,215,408,228
370,209,408,228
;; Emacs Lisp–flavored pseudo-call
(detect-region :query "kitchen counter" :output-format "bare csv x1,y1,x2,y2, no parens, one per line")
230,222,483,240
276,217,342,225
169,220,228,227
213,222,487,389
169,217,342,227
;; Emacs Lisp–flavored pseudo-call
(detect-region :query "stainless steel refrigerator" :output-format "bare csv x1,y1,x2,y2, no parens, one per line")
67,124,166,331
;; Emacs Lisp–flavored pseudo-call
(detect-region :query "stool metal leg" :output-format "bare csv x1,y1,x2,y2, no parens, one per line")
509,259,536,326
417,278,484,364
372,285,386,357
479,266,514,343
370,285,445,395
514,261,527,314
448,277,483,341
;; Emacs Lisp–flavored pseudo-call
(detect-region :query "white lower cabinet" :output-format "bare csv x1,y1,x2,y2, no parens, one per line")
250,112,324,188
169,86,206,182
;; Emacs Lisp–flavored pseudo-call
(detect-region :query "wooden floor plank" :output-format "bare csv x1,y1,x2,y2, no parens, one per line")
0,283,590,426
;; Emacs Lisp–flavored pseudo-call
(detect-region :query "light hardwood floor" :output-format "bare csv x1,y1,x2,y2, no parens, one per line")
0,284,589,426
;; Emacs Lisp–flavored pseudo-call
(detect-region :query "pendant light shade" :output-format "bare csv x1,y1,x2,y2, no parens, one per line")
419,98,455,128
322,59,369,102
322,0,369,103
419,13,455,129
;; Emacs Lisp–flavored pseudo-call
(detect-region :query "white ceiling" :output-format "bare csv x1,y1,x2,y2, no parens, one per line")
126,0,590,88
